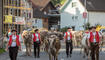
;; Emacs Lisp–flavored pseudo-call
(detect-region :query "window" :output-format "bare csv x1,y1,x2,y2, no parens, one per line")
4,8,8,15
4,0,8,5
72,16,78,20
75,16,78,19
17,0,20,7
72,16,74,20
35,20,37,23
72,2,76,7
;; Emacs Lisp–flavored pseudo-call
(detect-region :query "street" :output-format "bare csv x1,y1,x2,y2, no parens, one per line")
1,41,105,60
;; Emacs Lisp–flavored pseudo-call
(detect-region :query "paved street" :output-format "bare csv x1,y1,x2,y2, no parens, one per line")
1,48,105,60
1,41,105,60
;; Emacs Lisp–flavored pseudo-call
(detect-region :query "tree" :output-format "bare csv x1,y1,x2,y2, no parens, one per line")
51,0,66,6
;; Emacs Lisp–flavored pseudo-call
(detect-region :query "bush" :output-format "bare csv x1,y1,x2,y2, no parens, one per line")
60,27,68,33
0,48,5,54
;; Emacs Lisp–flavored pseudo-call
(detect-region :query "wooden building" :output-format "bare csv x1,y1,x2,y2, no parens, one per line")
30,0,60,30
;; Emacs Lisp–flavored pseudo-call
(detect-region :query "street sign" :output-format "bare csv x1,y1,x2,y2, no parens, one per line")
83,12,87,19
15,17,25,25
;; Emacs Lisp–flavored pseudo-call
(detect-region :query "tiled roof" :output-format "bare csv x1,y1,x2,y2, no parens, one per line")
30,0,50,11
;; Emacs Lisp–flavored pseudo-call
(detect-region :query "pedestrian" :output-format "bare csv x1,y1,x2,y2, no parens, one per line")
6,29,12,41
85,27,92,34
87,26,102,60
6,30,21,60
32,29,41,58
64,27,73,58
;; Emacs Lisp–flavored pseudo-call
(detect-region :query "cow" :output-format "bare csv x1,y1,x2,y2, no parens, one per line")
99,32,105,52
80,32,91,59
73,31,84,47
44,31,62,60
22,30,32,56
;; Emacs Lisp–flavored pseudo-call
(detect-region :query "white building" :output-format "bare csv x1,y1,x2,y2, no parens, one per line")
60,0,105,31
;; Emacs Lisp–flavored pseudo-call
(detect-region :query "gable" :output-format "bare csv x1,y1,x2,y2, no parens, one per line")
60,0,72,12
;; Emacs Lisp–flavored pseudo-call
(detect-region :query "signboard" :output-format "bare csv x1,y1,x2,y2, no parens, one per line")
83,12,87,19
15,17,25,24
5,15,12,23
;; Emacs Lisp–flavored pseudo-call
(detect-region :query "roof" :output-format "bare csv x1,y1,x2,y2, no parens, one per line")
60,0,72,12
30,0,50,11
80,0,105,12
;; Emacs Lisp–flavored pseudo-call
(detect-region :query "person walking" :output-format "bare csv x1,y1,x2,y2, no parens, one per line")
87,26,102,60
32,29,41,58
64,27,73,58
6,30,21,60
6,29,12,41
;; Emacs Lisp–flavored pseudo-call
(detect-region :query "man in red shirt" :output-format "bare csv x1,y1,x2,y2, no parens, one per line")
32,29,41,58
64,27,73,58
6,30,21,60
87,26,102,60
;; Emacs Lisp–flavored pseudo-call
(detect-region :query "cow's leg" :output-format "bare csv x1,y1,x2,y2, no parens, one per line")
83,48,86,58
80,46,82,54
27,44,30,56
55,54,58,60
54,56,56,60
25,44,29,56
28,44,32,56
49,54,52,60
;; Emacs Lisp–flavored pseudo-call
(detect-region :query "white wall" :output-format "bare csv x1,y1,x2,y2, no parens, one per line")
32,19,43,28
61,0,88,31
88,12,105,26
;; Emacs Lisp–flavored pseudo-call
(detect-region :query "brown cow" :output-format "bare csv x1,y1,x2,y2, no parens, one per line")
44,31,62,60
22,30,32,56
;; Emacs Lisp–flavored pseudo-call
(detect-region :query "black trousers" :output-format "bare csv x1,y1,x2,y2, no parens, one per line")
34,42,40,57
66,40,73,56
90,43,99,60
9,46,18,60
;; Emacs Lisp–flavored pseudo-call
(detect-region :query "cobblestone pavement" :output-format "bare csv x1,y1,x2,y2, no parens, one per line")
1,49,105,60
1,41,105,60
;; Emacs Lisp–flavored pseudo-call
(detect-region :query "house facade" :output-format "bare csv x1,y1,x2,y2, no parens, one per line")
30,0,60,30
61,0,105,31
3,0,33,33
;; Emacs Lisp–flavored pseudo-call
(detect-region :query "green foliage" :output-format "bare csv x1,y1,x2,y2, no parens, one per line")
0,48,5,54
83,22,91,30
95,23,102,28
51,0,67,6
60,26,68,33
61,0,67,5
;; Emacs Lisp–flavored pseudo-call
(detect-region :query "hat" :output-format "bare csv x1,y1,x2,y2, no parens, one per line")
11,30,17,32
67,27,71,29
35,29,39,32
88,27,92,30
91,26,96,29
